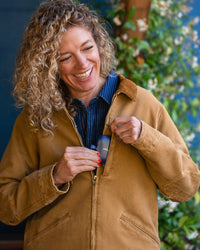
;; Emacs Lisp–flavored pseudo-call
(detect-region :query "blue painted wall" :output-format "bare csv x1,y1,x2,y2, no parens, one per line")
0,0,42,240
0,0,199,240
0,0,42,159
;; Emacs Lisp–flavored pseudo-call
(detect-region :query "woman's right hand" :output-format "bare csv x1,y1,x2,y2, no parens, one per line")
53,147,101,186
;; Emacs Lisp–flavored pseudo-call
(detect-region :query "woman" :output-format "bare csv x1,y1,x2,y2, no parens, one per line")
0,0,199,249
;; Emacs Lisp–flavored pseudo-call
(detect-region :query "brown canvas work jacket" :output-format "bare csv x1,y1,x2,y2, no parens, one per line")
0,75,199,250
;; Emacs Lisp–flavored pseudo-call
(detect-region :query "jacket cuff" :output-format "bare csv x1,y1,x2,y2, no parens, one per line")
38,164,71,206
132,121,163,154
50,164,71,192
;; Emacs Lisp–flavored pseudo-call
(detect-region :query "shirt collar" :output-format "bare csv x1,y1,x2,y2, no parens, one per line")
98,71,119,105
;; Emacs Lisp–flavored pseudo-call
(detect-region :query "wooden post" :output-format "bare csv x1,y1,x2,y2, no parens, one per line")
120,0,152,41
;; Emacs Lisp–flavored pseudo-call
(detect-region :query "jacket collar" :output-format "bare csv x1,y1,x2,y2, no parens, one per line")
115,74,137,101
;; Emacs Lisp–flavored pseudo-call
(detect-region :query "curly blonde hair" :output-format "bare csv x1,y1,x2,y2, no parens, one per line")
13,0,116,134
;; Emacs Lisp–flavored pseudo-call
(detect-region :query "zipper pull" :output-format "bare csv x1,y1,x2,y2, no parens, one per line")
93,175,97,186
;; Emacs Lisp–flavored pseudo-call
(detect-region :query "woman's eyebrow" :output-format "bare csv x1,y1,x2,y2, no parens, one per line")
81,39,93,47
60,51,70,56
60,39,93,56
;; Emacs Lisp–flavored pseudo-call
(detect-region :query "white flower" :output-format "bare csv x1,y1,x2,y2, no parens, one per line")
158,198,179,212
152,0,171,16
192,16,200,25
179,86,185,92
178,12,183,18
187,230,199,240
185,133,195,143
191,30,199,42
148,78,157,91
132,49,140,57
115,36,120,42
167,201,179,213
157,197,169,209
159,0,171,10
184,244,196,250
113,15,122,26
121,33,128,41
116,68,125,75
136,18,148,32
192,56,198,68
169,94,175,100
166,75,174,84
182,26,190,36
196,123,200,132
161,56,169,64
174,36,184,45
166,47,172,55
148,79,153,85
173,71,177,77
160,10,166,17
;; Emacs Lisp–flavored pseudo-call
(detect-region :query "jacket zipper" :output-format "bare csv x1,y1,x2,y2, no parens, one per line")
91,173,97,250
65,108,98,249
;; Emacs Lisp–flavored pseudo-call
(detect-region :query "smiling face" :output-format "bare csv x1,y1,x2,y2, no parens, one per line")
58,26,106,105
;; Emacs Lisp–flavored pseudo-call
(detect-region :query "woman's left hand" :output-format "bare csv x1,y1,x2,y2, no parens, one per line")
110,116,142,144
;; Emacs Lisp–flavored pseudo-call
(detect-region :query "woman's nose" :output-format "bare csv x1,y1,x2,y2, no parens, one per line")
75,53,87,68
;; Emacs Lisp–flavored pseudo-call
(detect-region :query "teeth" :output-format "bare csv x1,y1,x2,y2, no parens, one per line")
75,68,92,79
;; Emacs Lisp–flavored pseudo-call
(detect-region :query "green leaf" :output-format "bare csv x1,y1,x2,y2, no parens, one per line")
194,192,200,205
128,6,135,20
178,216,189,228
137,40,150,50
123,21,136,31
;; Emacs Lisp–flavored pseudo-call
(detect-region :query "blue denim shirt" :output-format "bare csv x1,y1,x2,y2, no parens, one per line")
72,71,119,148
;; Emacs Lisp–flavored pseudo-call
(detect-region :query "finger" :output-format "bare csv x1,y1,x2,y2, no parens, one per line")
68,159,102,167
72,164,100,176
110,117,131,130
64,147,100,162
121,136,137,144
111,117,142,144
111,117,137,132
111,117,139,134
65,146,99,156
66,158,101,176
118,127,136,138
113,121,133,135
120,126,141,143
64,152,100,165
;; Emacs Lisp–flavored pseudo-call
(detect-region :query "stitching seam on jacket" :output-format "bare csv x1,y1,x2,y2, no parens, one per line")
120,214,160,245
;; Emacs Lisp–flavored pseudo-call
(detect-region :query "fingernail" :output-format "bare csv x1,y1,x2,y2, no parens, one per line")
98,163,101,166
97,152,100,156
98,158,102,163
94,167,97,169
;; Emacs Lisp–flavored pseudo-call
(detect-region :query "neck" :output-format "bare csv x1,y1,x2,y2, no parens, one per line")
71,77,106,108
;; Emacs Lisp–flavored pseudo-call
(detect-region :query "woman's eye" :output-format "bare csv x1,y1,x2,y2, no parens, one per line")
85,45,93,51
60,56,71,62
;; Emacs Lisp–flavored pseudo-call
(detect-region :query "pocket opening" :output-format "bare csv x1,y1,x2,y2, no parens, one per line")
120,214,160,246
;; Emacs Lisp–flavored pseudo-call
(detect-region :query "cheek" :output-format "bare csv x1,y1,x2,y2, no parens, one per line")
58,64,70,76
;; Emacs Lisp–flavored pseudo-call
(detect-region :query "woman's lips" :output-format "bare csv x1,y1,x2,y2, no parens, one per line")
74,68,92,79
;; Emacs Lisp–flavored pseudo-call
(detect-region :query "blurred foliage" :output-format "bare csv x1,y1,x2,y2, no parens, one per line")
91,0,200,249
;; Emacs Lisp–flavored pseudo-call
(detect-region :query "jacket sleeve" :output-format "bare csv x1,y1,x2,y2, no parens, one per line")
0,110,70,226
133,102,200,202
